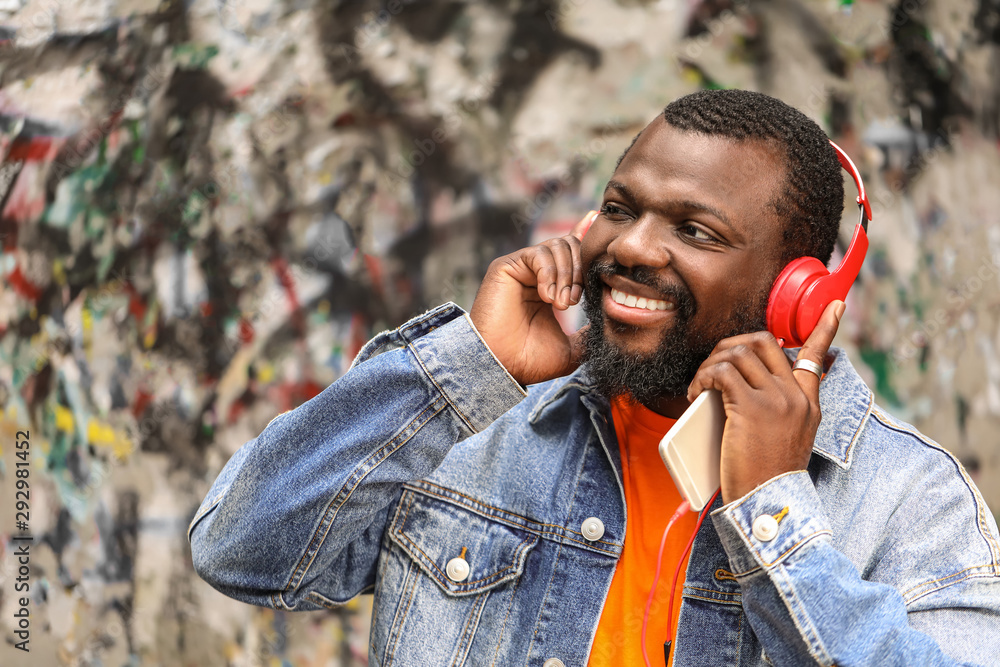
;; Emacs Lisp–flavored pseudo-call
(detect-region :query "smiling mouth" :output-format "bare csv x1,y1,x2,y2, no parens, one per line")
608,287,676,312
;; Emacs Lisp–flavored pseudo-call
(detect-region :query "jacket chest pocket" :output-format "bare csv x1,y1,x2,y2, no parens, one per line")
370,489,539,667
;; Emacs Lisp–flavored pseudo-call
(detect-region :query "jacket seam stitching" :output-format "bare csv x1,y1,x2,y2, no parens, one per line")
384,561,414,667
462,313,529,399
526,540,564,660
408,344,479,433
685,585,740,597
369,527,397,663
450,591,489,666
282,399,447,594
681,592,743,606
724,469,805,514
902,564,999,603
560,425,597,558
770,566,834,664
410,480,622,552
730,564,763,578
384,557,419,667
305,590,338,609
391,490,537,589
187,490,225,540
839,390,874,467
729,509,833,568
870,405,1000,571
407,484,621,556
304,584,374,610
490,569,521,667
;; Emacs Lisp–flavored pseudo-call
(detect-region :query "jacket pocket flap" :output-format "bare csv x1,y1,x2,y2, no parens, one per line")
389,489,539,596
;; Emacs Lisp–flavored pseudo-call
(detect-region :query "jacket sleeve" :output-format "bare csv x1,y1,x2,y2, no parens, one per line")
711,470,1000,667
187,303,526,611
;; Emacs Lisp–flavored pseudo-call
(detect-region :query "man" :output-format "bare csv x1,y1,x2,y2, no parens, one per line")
189,90,1000,666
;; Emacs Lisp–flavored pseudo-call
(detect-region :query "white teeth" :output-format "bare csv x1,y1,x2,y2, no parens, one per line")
610,287,672,312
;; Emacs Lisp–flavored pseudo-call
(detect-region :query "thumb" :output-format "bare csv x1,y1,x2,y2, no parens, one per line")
570,210,599,241
791,300,845,397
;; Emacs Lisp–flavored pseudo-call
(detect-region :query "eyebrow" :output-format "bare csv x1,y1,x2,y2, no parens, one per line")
603,179,736,232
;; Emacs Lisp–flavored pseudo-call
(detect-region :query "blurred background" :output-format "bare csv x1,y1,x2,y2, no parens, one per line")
1,0,999,664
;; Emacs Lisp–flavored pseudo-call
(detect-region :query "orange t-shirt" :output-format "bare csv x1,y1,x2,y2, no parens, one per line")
587,395,699,667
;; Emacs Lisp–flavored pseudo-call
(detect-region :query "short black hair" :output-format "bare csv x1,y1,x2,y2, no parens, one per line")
616,89,845,266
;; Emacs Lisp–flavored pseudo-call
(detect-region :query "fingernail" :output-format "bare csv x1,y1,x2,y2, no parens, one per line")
560,285,572,305
587,209,598,222
570,284,582,303
834,301,846,322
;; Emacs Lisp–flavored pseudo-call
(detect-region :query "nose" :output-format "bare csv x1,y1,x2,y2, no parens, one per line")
606,215,670,269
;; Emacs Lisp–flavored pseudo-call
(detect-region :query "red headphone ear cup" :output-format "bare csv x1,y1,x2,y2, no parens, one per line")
766,257,830,347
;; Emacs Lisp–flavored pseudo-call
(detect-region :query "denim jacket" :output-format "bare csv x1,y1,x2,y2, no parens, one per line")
189,303,1000,666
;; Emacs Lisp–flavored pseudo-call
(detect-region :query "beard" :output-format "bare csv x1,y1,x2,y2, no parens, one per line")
580,260,770,407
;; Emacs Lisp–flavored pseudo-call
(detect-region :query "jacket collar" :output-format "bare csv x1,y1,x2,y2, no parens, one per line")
528,346,873,471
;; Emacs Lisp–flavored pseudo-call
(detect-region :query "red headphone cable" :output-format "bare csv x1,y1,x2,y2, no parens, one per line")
641,499,688,667
641,488,722,667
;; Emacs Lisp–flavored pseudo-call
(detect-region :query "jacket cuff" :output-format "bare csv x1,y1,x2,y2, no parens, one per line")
710,471,833,576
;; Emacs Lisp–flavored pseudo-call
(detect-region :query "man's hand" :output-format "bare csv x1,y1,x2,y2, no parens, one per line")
686,300,846,504
470,211,598,386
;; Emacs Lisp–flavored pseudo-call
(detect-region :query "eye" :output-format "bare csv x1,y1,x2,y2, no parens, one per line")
679,223,719,243
599,203,629,219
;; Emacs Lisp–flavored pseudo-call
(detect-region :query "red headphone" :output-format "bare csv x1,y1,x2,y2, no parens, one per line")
765,140,872,347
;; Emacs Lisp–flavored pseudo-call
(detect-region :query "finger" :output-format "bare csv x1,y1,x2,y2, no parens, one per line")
705,330,790,378
686,360,756,406
543,238,578,309
687,343,774,401
569,233,584,305
792,300,845,397
521,245,558,303
569,210,599,242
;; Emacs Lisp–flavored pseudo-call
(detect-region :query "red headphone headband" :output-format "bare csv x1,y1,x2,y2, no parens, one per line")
830,140,872,229
764,140,871,347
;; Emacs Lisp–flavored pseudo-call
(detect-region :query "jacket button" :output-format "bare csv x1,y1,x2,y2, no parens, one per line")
446,557,470,582
581,517,605,541
752,514,779,542
543,660,565,667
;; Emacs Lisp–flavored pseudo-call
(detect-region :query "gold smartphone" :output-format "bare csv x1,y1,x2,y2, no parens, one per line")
658,389,726,512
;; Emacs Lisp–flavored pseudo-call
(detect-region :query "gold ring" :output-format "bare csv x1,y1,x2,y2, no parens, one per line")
792,358,823,379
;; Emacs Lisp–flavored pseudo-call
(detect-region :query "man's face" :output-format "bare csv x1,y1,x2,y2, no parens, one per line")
579,120,789,414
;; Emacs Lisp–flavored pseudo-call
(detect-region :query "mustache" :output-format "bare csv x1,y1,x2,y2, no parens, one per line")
586,261,696,320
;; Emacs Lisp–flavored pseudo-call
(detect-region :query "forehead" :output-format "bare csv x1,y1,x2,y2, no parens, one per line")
612,120,788,243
